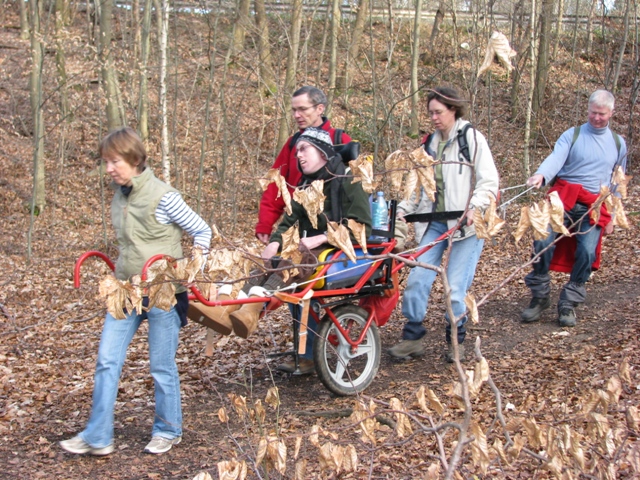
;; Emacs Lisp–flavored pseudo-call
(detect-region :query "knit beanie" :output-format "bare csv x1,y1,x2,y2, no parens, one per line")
296,127,336,161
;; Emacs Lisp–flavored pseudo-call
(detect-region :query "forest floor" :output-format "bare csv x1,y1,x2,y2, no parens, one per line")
1,12,639,480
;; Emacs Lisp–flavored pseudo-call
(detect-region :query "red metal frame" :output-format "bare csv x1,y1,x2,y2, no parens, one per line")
73,226,457,349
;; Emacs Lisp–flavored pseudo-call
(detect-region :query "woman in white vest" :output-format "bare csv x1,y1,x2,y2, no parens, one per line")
60,127,211,456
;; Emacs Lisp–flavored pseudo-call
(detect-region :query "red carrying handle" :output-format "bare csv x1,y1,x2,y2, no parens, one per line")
74,251,115,288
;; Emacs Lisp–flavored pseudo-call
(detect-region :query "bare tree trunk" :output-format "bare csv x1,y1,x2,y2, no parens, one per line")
532,0,554,122
552,0,564,60
254,0,276,95
315,3,331,86
570,0,580,70
430,0,446,49
137,0,152,143
611,0,630,92
276,0,303,149
409,0,423,137
326,0,342,116
28,0,45,259
340,0,369,90
55,0,70,121
230,0,251,61
586,0,597,56
132,0,141,67
523,0,537,176
99,0,123,130
20,0,30,40
159,0,170,183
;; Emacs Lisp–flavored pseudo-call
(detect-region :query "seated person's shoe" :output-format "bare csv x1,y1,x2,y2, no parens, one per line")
387,339,425,359
187,286,242,335
59,435,113,456
230,287,269,338
276,358,315,375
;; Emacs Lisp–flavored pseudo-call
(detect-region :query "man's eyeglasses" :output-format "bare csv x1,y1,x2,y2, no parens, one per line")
292,104,319,114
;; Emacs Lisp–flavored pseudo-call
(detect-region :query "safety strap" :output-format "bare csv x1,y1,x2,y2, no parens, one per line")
424,123,474,162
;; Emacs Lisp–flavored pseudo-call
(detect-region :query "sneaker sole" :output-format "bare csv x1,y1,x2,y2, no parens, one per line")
144,437,182,454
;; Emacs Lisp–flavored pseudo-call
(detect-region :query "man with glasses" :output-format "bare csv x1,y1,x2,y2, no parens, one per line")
520,89,627,327
255,86,351,243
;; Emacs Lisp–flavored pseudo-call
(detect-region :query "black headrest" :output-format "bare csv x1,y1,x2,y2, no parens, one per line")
334,141,361,163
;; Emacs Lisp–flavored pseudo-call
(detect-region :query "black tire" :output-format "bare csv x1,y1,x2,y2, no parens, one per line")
313,305,381,396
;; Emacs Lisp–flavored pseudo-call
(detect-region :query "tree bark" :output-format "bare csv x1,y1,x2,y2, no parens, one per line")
29,0,45,214
410,0,423,137
55,0,70,121
430,0,446,49
99,0,123,130
254,0,276,95
611,0,630,92
20,0,30,40
532,0,554,121
137,0,152,143
230,0,251,61
586,0,597,56
326,0,342,116
340,0,369,90
159,0,170,183
276,0,303,150
552,0,564,60
523,0,537,176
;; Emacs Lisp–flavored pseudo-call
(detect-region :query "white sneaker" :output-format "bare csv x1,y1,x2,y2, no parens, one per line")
59,435,114,456
144,436,182,454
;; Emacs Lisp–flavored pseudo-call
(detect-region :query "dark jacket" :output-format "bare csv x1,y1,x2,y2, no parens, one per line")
255,118,352,237
269,155,371,247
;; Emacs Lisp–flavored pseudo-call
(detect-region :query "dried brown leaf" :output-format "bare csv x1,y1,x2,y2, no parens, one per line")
343,444,358,472
513,206,531,243
293,180,325,229
347,219,368,252
99,275,129,320
294,459,307,480
293,436,302,460
319,442,344,474
410,146,436,202
389,398,413,438
265,387,280,409
611,166,632,199
217,407,228,423
216,460,247,480
626,406,639,431
470,423,490,474
478,31,517,77
529,201,551,240
349,155,375,193
326,221,356,262
148,274,177,311
384,150,411,193
474,194,505,239
464,293,479,324
548,191,570,235
254,399,266,424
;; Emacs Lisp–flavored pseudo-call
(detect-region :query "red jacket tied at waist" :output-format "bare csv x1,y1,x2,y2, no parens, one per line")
547,179,610,273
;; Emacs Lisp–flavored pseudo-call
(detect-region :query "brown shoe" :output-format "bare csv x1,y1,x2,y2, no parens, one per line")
229,297,265,338
277,358,315,375
187,295,238,335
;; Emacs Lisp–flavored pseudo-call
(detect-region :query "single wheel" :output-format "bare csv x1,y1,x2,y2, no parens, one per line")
313,305,381,396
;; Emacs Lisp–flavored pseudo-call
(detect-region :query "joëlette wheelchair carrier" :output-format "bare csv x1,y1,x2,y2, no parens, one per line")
73,142,459,396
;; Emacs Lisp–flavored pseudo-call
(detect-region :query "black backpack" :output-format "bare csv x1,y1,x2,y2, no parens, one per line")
423,123,473,162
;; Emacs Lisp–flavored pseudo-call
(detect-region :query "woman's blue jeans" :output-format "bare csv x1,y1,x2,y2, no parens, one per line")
79,306,182,448
401,222,484,344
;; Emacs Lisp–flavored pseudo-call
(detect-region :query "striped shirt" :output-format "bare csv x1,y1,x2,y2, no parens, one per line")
155,191,212,249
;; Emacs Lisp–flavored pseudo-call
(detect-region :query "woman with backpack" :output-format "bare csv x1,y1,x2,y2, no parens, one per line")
387,86,499,363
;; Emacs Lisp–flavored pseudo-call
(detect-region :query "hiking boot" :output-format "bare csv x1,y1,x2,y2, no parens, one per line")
387,339,425,359
521,296,551,323
558,307,577,327
144,436,182,454
277,358,315,375
59,435,113,456
187,300,237,335
445,344,466,363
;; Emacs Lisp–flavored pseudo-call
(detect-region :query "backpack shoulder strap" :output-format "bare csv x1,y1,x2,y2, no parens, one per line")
288,131,302,150
612,132,621,154
422,133,435,153
571,125,581,147
457,123,473,163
